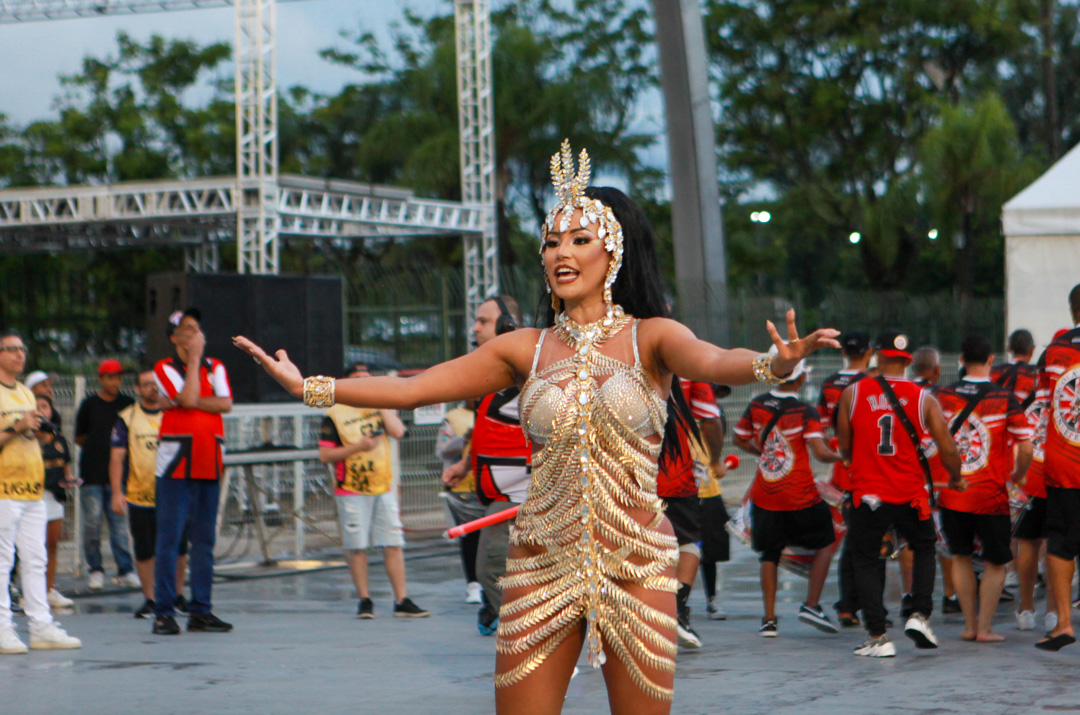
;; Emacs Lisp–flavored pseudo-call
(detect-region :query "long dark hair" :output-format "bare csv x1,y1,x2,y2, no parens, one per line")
536,186,701,466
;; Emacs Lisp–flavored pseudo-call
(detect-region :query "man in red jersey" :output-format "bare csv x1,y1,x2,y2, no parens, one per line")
911,346,959,616
735,359,841,637
992,329,1038,405
836,329,962,657
442,296,530,636
151,308,233,636
657,378,724,649
1015,341,1057,632
936,335,1033,642
818,330,871,625
1033,284,1080,651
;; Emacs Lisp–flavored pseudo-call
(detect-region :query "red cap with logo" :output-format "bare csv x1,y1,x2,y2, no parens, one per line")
97,359,123,376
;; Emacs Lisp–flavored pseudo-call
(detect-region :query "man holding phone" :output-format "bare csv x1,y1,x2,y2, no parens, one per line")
319,363,428,620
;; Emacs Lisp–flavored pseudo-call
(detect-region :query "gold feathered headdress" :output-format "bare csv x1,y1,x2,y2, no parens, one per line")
541,140,625,304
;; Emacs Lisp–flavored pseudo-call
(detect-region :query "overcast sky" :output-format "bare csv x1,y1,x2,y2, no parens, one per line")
0,0,444,124
0,0,669,193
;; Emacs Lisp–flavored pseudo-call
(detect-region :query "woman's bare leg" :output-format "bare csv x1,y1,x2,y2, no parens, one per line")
495,599,584,714
600,567,677,715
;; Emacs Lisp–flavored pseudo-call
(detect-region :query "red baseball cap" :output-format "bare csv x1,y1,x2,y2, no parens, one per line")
98,359,123,376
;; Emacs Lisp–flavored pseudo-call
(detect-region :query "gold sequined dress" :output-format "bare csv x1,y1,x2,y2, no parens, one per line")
495,317,680,701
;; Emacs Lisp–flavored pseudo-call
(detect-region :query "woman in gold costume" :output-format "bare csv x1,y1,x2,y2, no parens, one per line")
235,141,838,714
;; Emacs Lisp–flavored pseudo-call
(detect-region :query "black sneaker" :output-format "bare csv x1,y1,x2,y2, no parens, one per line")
357,598,374,620
152,615,181,635
942,596,961,614
393,597,430,618
477,604,498,635
900,593,914,619
677,605,702,648
187,613,233,633
999,588,1015,603
759,617,778,637
174,594,190,614
798,603,839,634
134,599,155,619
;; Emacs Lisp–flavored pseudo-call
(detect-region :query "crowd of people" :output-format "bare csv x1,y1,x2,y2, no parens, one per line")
0,139,1077,714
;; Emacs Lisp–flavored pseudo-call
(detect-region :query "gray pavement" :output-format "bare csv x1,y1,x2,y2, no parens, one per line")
3,539,1079,714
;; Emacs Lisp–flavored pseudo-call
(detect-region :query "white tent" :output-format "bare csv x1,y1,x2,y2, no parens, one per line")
1002,141,1080,349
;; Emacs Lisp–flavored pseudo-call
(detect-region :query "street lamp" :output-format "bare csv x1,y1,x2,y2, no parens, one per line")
849,232,861,244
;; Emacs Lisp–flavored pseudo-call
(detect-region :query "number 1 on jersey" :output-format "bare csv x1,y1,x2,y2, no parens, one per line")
877,414,895,455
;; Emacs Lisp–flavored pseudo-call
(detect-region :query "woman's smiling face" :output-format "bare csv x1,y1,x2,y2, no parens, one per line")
542,208,611,308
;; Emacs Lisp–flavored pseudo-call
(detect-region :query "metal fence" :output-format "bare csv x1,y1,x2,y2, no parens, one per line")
48,377,451,573
45,349,970,573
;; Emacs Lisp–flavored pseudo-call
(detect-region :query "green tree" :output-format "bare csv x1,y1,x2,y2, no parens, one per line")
918,92,1042,302
704,0,1034,291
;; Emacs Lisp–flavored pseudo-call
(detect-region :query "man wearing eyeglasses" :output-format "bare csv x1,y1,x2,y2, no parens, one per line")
0,330,81,653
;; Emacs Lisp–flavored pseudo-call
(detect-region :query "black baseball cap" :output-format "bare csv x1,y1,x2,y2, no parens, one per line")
841,330,871,355
875,329,912,360
167,307,202,335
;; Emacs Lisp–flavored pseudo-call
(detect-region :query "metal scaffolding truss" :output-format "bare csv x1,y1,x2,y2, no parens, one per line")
0,174,485,251
455,0,498,333
1,0,500,334
0,0,234,23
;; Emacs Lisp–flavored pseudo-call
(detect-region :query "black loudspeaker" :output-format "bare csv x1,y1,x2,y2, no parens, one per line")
146,273,343,403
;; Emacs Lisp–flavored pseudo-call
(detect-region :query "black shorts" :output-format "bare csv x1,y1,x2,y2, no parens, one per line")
750,500,835,563
1045,487,1080,561
129,505,188,562
1012,496,1047,541
939,507,1012,565
661,496,702,546
700,495,731,563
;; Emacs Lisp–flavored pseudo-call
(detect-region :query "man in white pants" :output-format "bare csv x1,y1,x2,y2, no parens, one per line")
0,329,81,654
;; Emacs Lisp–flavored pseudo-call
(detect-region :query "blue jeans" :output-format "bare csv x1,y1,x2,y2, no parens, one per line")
155,478,220,618
80,485,134,575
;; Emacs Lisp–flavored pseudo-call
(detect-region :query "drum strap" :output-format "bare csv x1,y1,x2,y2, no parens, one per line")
757,402,787,448
947,382,994,437
875,376,936,508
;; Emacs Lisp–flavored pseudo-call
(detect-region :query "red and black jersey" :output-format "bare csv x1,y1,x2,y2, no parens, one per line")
657,379,718,498
936,379,1033,515
1021,398,1049,499
1037,327,1080,489
848,377,930,512
153,357,231,481
472,387,531,504
736,391,824,511
818,370,865,491
991,361,1038,406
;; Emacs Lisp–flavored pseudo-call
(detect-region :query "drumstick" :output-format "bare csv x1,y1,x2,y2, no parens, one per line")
443,454,741,539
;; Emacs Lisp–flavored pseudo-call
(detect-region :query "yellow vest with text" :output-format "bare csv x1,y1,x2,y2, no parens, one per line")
0,382,44,500
327,405,393,496
119,404,162,508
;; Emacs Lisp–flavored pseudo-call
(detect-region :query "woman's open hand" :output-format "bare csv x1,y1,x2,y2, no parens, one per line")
232,335,305,399
765,309,841,377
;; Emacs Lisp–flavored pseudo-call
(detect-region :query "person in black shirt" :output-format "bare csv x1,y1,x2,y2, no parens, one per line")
75,360,135,590
33,395,77,608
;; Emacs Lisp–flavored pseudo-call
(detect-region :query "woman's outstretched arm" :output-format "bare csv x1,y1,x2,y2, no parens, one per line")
233,328,540,410
641,309,840,387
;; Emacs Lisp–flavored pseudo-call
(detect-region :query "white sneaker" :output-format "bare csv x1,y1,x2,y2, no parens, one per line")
87,571,105,591
48,589,75,609
1004,571,1019,588
903,614,939,649
1045,611,1059,632
115,572,141,589
1016,610,1036,631
465,581,482,604
854,634,896,657
29,623,81,650
705,597,727,621
0,627,28,654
